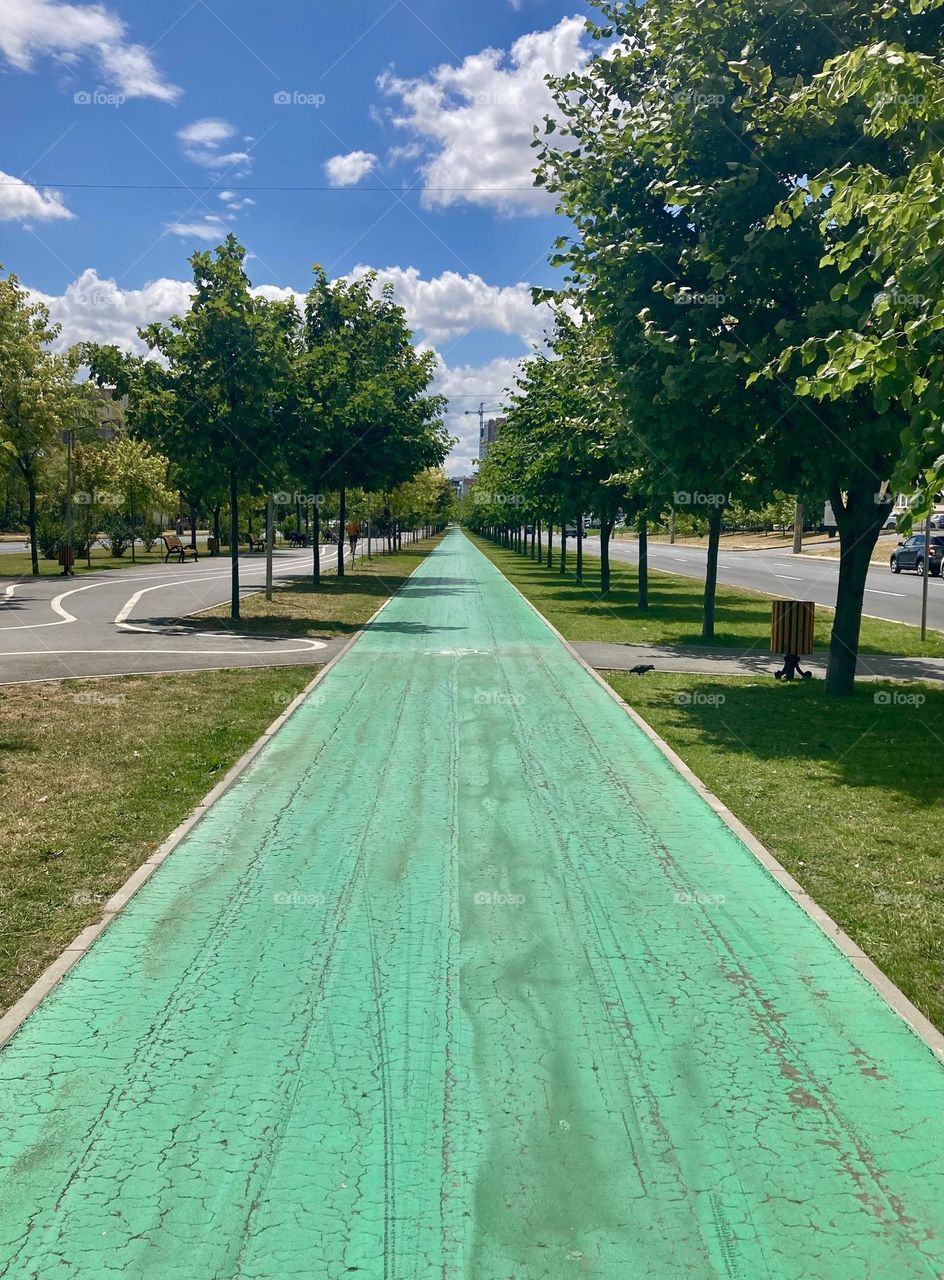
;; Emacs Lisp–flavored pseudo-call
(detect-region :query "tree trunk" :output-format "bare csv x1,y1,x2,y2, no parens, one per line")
338,487,346,578
546,518,553,568
600,518,613,595
826,486,886,695
638,511,649,611
189,499,198,550
576,518,584,585
130,487,136,564
213,504,221,544
793,501,804,555
26,470,39,577
702,501,724,640
536,520,542,561
229,468,240,620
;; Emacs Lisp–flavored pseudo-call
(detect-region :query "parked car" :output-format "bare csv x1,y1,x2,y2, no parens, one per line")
890,533,944,576
929,512,944,530
882,510,900,531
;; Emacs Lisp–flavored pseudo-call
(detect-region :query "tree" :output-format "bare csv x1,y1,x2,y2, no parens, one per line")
139,237,294,618
293,268,449,579
98,434,176,562
468,314,629,591
756,22,944,518
536,0,928,690
0,271,91,575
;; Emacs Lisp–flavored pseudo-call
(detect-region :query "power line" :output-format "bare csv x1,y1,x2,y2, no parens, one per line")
2,180,540,193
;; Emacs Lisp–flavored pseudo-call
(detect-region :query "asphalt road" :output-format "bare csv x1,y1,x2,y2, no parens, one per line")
550,533,944,631
0,529,940,1278
0,546,358,684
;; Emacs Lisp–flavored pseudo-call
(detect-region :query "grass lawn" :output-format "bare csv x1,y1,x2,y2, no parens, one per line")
0,536,441,1015
196,536,444,638
0,667,318,1014
0,547,169,577
470,534,944,658
605,673,944,1031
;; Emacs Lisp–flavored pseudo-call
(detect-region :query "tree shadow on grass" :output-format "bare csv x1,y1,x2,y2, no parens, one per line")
630,678,944,807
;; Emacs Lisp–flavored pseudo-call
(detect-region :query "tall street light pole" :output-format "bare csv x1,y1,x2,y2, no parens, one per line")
61,427,76,577
921,508,932,640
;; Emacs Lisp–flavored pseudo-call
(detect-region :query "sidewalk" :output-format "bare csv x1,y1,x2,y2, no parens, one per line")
574,640,944,682
0,529,940,1278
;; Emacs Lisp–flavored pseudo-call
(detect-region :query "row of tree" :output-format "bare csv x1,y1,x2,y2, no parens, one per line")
472,0,944,695
1,237,455,613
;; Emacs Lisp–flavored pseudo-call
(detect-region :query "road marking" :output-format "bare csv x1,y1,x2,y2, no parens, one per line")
114,551,335,630
0,581,108,631
2,585,16,600
865,589,906,597
774,574,804,581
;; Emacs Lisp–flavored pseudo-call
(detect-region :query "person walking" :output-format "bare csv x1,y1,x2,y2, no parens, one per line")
347,521,360,561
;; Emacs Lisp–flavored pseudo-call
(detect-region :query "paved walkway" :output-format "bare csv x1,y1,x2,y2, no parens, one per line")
0,546,358,685
573,640,944,682
0,530,941,1279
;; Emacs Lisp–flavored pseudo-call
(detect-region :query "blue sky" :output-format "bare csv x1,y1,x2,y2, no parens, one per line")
1,0,596,471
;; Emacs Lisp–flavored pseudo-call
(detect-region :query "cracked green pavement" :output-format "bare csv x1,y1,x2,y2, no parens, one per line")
0,528,942,1279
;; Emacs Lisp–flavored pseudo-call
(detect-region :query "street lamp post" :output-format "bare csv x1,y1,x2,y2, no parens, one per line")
61,427,76,577
921,509,932,640
266,493,275,602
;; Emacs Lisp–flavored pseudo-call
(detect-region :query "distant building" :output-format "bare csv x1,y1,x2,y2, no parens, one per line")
479,417,503,461
450,475,476,503
94,387,126,440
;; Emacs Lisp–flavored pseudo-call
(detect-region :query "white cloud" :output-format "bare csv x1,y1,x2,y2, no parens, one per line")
31,269,193,353
0,170,72,222
0,0,179,100
179,119,233,148
348,265,550,346
178,118,251,173
219,190,255,211
378,15,590,214
164,217,230,241
324,151,377,188
25,267,538,471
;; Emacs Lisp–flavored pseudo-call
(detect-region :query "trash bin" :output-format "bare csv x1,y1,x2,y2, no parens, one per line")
58,546,75,575
771,600,815,680
207,537,220,556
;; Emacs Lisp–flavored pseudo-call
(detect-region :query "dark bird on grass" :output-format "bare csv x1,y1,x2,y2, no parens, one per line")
628,664,655,675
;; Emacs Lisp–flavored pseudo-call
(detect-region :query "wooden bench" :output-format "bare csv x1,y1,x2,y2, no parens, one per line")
246,533,266,553
161,533,199,563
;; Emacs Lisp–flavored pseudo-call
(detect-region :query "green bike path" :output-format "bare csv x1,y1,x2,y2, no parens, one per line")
0,529,941,1279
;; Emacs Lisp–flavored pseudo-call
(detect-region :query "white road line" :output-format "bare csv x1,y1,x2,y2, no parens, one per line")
2,585,16,600
0,581,108,631
865,589,906,597
113,552,323,630
774,574,804,581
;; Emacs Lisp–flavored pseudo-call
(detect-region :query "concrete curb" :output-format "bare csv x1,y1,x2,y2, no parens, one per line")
476,536,944,1064
0,549,427,1052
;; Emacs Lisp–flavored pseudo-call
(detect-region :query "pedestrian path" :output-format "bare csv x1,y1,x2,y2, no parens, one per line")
0,529,941,1279
573,639,944,682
